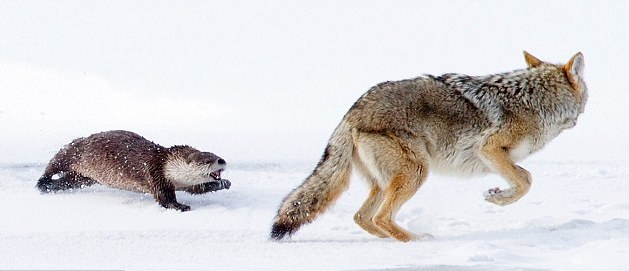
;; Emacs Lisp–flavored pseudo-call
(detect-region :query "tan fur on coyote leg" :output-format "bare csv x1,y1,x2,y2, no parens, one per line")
354,184,388,238
352,150,389,238
481,131,532,206
372,166,427,242
355,132,429,242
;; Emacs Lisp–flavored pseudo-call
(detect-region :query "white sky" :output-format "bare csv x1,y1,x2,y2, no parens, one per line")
1,0,628,164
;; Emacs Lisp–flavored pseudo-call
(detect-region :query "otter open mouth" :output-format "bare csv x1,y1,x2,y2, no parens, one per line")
209,169,223,180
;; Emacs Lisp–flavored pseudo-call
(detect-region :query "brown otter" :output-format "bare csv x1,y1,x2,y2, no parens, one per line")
36,130,230,211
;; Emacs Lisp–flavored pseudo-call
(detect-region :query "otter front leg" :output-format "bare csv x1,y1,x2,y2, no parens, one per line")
149,176,190,211
153,186,190,211
180,179,231,194
481,136,532,206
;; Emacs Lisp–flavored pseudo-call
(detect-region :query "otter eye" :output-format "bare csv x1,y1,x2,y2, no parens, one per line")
205,159,212,164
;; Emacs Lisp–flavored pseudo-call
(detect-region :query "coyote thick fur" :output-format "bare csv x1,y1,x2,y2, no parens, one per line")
271,51,588,242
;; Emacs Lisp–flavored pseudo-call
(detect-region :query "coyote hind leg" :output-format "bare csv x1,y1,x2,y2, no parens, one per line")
373,165,428,242
352,150,389,237
353,181,388,238
354,132,429,242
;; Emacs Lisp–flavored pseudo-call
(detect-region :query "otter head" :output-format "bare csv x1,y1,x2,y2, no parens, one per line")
164,148,227,187
187,151,226,181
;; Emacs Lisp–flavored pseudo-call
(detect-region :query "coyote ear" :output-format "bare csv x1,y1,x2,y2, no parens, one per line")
563,52,584,79
563,52,585,93
523,51,543,68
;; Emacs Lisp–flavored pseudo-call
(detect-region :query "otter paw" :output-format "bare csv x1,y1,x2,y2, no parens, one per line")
220,179,231,190
206,179,231,191
164,202,191,212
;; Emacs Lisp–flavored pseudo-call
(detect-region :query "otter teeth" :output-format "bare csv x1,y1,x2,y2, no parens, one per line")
210,170,222,180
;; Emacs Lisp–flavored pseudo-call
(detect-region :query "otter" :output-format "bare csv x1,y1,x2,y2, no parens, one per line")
36,130,231,211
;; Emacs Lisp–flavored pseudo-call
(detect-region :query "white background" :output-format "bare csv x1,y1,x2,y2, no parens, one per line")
1,0,627,164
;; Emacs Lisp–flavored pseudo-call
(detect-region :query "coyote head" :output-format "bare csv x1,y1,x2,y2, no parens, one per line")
523,51,587,112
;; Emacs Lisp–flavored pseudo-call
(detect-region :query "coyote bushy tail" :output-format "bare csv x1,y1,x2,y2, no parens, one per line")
271,121,353,240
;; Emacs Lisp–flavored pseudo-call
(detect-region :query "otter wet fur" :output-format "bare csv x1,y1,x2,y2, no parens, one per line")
37,130,230,211
271,51,588,242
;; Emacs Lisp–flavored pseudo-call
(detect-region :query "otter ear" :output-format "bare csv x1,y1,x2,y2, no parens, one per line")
523,51,543,68
563,52,584,80
186,153,198,163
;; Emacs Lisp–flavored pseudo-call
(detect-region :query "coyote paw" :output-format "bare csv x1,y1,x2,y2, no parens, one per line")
397,232,433,242
388,231,426,242
483,187,516,206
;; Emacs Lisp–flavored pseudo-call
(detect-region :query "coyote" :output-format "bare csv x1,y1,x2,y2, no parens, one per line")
271,52,587,242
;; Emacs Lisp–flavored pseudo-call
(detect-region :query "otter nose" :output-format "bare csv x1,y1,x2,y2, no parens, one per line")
217,158,226,165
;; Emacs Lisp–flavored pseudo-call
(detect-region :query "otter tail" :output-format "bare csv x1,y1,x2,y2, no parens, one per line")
36,157,63,193
271,120,354,240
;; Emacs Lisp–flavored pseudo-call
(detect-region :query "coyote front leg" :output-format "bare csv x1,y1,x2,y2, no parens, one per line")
481,134,532,206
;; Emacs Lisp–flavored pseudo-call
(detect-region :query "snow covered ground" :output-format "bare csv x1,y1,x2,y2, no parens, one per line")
1,161,628,270
1,0,629,270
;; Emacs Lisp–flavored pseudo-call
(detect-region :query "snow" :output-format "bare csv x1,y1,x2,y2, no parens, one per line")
1,0,629,270
1,162,628,270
